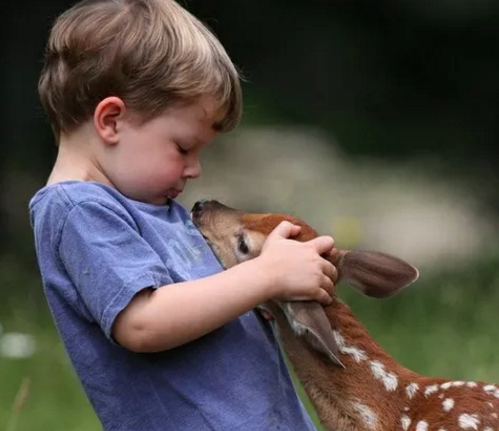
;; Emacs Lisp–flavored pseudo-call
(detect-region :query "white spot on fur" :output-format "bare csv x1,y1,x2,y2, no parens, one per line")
406,383,419,399
438,428,447,431
370,360,385,378
383,372,398,392
441,380,471,391
488,402,494,408
492,413,498,419
483,428,493,431
369,360,398,391
341,346,368,363
331,330,367,362
442,398,455,412
425,384,439,396
416,420,429,431
439,394,445,399
484,385,497,392
458,413,480,429
401,415,411,431
352,401,378,430
404,406,410,412
332,331,346,349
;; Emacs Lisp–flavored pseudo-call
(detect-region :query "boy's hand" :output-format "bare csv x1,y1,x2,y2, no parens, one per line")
258,221,337,305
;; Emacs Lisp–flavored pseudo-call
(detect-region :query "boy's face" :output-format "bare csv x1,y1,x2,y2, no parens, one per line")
104,96,223,205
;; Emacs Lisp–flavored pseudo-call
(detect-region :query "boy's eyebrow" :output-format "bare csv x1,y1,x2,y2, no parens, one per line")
188,136,210,148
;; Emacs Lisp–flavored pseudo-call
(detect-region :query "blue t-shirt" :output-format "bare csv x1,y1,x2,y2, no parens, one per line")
29,181,317,431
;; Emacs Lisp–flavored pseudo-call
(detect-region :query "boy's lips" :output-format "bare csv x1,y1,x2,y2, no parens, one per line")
167,188,183,198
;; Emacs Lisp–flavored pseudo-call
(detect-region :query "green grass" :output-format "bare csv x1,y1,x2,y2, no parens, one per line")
1,252,499,431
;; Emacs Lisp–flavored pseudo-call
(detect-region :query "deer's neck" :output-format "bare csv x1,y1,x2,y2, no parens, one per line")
277,298,421,431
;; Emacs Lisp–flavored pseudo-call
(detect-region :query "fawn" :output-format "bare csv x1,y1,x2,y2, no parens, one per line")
191,199,499,431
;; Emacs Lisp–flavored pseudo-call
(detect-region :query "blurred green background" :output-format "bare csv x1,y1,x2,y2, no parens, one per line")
1,0,499,430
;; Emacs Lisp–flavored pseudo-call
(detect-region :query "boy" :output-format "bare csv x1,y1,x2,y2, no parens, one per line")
29,1,337,430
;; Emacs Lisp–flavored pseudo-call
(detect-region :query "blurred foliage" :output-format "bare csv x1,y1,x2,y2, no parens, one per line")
3,0,499,260
189,1,499,164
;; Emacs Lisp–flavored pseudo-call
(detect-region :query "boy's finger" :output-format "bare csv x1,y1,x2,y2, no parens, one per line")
321,274,334,295
268,221,301,240
322,261,338,284
309,236,335,255
316,285,333,304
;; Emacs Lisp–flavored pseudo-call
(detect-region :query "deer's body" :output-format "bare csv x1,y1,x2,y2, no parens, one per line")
191,200,499,431
274,296,499,431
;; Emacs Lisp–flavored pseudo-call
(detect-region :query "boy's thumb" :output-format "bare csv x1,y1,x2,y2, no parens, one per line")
269,221,301,240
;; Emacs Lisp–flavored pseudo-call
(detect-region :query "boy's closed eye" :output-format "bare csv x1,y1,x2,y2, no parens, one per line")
176,144,190,155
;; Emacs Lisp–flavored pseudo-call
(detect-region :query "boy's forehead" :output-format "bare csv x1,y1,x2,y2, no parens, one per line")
170,96,224,125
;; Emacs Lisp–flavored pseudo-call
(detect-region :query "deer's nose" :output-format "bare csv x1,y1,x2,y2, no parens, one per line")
191,199,210,214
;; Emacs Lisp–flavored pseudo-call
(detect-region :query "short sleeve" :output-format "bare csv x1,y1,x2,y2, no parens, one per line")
58,201,173,340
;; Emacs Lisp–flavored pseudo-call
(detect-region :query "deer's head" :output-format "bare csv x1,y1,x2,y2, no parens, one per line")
191,199,419,368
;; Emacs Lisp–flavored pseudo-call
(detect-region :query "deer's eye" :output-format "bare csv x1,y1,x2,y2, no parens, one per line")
237,234,249,255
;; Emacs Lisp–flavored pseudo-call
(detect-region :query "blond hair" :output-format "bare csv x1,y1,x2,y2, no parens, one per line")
38,0,242,139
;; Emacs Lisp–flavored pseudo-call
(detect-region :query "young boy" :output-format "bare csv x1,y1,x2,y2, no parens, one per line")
29,1,337,430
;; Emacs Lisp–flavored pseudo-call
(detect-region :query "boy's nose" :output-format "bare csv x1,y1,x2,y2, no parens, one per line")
185,159,202,178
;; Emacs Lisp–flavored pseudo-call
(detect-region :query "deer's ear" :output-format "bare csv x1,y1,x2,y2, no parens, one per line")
335,250,419,298
278,301,345,368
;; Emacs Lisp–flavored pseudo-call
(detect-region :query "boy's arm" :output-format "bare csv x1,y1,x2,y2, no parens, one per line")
113,221,336,352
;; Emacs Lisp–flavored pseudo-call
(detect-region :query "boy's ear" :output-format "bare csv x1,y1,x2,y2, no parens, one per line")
94,97,127,145
332,250,419,298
